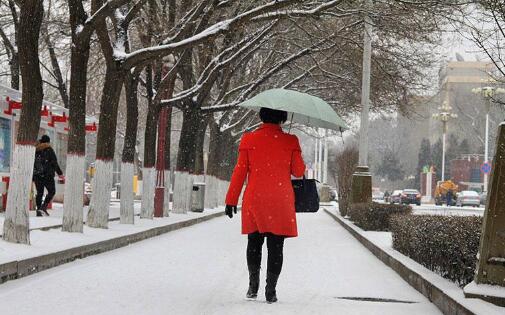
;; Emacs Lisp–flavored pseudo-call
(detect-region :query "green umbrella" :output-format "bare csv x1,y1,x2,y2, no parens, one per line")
238,88,348,131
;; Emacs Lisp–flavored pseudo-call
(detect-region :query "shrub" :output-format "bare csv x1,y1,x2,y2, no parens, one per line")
349,202,411,231
390,215,482,287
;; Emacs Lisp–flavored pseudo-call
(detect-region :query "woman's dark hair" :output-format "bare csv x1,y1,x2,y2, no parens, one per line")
259,107,288,124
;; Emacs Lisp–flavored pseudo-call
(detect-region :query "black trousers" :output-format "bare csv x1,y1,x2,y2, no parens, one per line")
247,232,285,276
34,176,56,211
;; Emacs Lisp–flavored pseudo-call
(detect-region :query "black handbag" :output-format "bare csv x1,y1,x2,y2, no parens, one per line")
291,176,319,213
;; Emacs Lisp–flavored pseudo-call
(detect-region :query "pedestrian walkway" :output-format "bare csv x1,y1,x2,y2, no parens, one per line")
0,201,141,235
0,210,441,315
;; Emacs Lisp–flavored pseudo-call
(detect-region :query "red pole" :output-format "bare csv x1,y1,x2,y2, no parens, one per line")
154,107,168,217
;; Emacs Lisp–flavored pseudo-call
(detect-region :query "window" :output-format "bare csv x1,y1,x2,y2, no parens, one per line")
0,117,11,173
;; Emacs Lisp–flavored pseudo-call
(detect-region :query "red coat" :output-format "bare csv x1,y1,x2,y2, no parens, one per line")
225,123,306,237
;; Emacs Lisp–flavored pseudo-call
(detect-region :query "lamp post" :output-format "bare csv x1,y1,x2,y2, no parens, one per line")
432,101,457,181
350,0,373,204
472,86,505,193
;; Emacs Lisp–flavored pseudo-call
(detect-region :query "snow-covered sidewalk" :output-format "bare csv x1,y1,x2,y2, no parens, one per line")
0,201,141,235
0,210,441,315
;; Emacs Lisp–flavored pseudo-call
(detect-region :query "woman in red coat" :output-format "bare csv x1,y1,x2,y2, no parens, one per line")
225,107,305,303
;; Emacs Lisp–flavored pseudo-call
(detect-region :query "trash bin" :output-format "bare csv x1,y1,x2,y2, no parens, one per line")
319,184,332,203
191,182,205,212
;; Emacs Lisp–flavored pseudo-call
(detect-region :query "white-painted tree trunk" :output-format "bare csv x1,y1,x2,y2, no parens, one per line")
140,167,155,219
2,144,34,244
120,162,135,224
172,172,193,214
87,159,113,229
218,179,228,206
204,175,214,209
216,179,222,206
62,154,85,233
212,177,219,208
163,169,171,217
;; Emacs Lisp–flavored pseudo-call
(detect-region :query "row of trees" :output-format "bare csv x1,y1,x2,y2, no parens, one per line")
0,0,473,244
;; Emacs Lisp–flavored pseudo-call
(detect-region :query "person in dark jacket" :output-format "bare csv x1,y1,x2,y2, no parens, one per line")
33,135,64,216
446,189,453,207
225,108,306,303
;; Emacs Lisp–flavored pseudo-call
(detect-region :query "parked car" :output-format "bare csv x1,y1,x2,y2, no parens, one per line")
400,189,421,206
480,191,487,205
456,190,481,207
390,190,403,204
372,191,384,202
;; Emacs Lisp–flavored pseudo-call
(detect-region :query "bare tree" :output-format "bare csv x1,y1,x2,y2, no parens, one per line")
2,0,44,244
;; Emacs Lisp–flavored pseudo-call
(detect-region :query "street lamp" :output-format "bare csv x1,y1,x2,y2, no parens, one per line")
350,0,373,204
472,85,505,193
432,101,458,181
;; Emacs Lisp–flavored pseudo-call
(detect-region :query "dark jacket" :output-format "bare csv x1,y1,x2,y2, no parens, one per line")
34,142,63,179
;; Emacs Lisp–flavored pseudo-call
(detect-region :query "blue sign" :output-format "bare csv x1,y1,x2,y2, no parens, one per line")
481,162,491,174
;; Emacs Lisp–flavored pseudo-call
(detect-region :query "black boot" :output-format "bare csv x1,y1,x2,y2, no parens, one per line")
246,271,260,299
265,272,279,303
36,210,43,217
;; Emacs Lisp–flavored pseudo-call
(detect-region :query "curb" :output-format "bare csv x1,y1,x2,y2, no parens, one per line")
323,208,476,315
0,211,225,285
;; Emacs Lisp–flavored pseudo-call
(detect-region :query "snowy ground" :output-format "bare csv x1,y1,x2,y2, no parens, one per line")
0,201,142,235
0,207,222,264
0,211,441,315
327,207,504,315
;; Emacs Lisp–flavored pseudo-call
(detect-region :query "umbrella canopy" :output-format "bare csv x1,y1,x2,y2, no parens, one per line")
238,88,348,131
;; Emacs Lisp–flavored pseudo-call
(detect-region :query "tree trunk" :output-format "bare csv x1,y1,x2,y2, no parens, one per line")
87,67,124,228
176,105,207,173
43,27,69,108
3,0,44,244
207,123,238,180
62,35,90,233
140,66,158,219
9,52,20,90
120,72,139,224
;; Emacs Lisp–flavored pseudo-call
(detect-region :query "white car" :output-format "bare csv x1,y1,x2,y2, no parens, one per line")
456,190,480,207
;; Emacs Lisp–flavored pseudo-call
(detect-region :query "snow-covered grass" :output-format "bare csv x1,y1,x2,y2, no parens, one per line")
0,210,440,315
0,201,140,236
0,207,223,265
325,206,505,315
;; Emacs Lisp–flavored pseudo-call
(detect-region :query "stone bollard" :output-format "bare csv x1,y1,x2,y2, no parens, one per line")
464,123,505,306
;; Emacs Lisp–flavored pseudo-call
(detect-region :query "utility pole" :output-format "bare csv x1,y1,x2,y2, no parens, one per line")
318,129,323,182
323,130,328,184
472,86,505,192
351,0,373,204
358,2,372,167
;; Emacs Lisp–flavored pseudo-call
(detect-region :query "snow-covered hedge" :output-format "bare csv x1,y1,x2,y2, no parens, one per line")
390,215,482,287
349,202,411,231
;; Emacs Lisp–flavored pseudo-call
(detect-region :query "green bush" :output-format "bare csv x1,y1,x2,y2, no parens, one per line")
390,215,482,287
349,202,411,231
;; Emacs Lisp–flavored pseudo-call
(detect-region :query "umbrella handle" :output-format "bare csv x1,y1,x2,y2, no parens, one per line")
288,112,294,133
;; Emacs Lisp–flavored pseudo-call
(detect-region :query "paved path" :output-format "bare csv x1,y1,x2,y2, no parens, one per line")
0,211,441,315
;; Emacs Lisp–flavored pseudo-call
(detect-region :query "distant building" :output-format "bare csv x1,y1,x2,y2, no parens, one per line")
450,154,484,192
432,60,503,153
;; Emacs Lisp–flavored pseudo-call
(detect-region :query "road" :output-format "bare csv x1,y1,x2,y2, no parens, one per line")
412,204,484,216
0,211,441,315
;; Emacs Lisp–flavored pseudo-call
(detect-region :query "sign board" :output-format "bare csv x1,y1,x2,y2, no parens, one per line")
481,162,491,174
